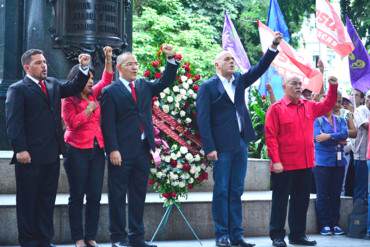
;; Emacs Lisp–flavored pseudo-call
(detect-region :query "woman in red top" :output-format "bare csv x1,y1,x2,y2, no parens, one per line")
62,46,113,247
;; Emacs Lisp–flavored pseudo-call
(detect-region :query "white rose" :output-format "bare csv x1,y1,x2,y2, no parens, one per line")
176,94,182,102
176,151,182,158
175,102,180,108
164,156,171,163
192,94,197,99
163,88,170,94
181,76,188,82
150,168,157,173
181,95,188,101
180,89,187,96
194,154,200,162
188,89,194,95
201,164,206,169
160,66,165,72
172,181,179,187
196,166,201,172
176,163,183,169
190,167,196,174
194,172,199,178
189,177,194,183
185,153,194,162
156,172,163,178
171,110,178,115
185,173,190,179
187,79,193,85
180,146,188,154
182,82,189,90
173,85,180,92
179,181,186,188
185,118,192,124
167,96,174,103
160,92,166,99
170,153,177,160
162,105,169,113
180,110,186,117
181,174,186,179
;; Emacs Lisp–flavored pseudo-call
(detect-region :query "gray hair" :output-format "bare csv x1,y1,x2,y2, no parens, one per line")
116,52,135,66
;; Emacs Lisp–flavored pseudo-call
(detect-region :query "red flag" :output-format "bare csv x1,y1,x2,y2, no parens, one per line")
258,20,323,93
316,0,354,57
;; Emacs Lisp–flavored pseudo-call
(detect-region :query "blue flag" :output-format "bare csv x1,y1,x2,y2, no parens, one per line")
259,0,289,99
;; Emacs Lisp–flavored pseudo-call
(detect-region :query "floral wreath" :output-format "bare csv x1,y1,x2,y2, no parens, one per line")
144,46,210,206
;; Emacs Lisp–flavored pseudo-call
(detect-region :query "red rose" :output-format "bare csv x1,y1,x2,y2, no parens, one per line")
170,159,177,168
183,63,190,72
171,192,177,198
182,163,191,172
193,74,201,81
151,60,160,68
154,72,162,79
174,53,183,61
162,193,170,199
148,179,155,185
144,70,151,77
185,73,192,79
188,184,193,190
193,85,199,92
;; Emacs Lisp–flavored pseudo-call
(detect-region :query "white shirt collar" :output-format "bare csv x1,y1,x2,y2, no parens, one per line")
26,74,41,84
217,73,235,84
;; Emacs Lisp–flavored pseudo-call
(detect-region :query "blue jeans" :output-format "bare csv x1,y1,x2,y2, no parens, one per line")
354,160,368,201
212,139,247,242
313,166,345,228
367,160,370,234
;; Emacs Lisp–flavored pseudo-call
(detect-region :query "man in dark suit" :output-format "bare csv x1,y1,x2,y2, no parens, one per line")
196,33,282,247
5,49,90,247
101,44,178,247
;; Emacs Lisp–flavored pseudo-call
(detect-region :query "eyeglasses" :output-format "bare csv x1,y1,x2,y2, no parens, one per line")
121,62,139,68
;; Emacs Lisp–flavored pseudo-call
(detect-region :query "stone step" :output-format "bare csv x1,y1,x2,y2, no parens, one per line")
0,191,353,245
0,151,271,194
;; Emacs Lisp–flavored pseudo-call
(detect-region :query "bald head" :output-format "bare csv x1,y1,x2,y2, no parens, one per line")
214,51,235,80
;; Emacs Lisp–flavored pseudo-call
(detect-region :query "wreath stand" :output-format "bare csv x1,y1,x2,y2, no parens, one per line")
150,202,203,246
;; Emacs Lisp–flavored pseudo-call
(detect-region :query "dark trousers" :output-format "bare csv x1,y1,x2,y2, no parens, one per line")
63,145,105,241
313,166,344,228
353,160,368,201
15,159,60,247
212,139,247,242
108,142,150,243
269,168,312,241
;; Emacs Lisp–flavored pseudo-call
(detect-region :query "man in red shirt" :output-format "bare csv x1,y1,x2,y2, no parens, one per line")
265,76,338,247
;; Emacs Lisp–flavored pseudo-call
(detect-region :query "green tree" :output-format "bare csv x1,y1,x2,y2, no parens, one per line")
133,0,221,77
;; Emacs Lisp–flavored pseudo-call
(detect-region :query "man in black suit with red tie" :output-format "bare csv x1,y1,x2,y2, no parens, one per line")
5,49,90,247
101,44,178,247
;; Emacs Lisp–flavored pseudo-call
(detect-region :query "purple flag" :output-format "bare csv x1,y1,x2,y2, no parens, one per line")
346,16,370,93
222,12,250,73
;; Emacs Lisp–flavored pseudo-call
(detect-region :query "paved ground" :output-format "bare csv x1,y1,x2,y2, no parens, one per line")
2,235,368,247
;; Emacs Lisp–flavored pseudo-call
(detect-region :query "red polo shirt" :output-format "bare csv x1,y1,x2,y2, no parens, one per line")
62,70,113,149
265,83,338,171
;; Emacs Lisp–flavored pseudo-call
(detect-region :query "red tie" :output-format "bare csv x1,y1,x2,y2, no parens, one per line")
39,80,47,96
129,82,137,102
129,81,144,134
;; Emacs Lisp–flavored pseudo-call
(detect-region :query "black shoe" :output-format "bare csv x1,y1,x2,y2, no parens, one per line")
289,236,317,246
216,237,231,247
231,238,256,247
272,238,287,247
112,241,131,247
85,241,99,247
130,241,156,247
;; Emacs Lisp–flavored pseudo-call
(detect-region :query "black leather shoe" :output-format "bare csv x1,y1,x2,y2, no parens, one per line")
216,237,231,247
231,238,256,247
112,241,131,247
130,241,156,247
272,238,287,247
289,236,317,246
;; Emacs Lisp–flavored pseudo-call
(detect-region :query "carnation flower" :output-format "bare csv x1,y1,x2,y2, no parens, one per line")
180,146,188,154
162,105,169,113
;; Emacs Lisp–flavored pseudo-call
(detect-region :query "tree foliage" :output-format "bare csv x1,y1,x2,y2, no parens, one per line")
133,0,220,78
341,0,370,50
